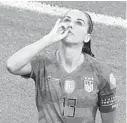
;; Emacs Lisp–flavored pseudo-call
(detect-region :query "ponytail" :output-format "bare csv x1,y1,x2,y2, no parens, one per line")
82,12,95,57
82,40,95,57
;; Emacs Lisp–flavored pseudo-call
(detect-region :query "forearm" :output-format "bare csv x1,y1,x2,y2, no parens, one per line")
6,18,68,73
6,34,52,72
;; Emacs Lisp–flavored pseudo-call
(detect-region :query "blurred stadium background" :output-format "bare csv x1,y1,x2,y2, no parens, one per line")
0,1,126,123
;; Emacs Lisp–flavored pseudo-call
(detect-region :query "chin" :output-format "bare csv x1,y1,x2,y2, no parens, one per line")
63,36,76,43
62,39,75,44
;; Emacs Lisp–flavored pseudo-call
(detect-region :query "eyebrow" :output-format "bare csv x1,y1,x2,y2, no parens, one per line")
77,18,85,24
64,16,71,18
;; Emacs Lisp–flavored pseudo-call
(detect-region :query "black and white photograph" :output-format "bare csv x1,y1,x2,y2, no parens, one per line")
0,1,126,123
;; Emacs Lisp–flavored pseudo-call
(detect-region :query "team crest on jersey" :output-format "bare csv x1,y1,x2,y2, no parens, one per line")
64,80,75,94
84,77,94,92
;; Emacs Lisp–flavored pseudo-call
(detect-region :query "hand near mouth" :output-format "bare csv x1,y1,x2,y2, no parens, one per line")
47,18,69,44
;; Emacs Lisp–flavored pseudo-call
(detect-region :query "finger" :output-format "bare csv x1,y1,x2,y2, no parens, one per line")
53,18,61,31
55,18,61,25
60,22,67,29
61,25,65,30
57,23,66,33
62,30,69,37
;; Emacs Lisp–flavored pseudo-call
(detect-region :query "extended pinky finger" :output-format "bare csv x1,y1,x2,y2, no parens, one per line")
55,18,61,25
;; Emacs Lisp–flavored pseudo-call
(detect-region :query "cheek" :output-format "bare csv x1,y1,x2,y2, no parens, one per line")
75,26,87,34
74,29,86,40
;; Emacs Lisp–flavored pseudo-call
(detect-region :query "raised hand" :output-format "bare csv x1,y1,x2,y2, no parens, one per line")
47,18,69,44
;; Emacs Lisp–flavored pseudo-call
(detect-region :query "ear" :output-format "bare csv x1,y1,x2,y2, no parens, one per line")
83,34,91,43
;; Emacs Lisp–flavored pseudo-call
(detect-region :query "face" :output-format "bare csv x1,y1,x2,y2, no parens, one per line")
61,10,90,44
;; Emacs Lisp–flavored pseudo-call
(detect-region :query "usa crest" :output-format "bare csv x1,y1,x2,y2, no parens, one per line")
64,79,75,94
84,77,94,92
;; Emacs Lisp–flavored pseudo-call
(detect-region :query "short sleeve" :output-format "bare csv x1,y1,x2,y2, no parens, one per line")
97,64,117,113
21,53,45,80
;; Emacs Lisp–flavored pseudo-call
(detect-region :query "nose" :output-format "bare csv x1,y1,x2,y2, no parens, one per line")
68,22,74,29
61,21,74,30
67,25,72,29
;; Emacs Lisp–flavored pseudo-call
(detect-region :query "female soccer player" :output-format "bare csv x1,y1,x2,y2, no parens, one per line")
6,9,116,123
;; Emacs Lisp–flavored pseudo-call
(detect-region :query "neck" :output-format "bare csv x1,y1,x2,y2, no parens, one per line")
58,42,83,66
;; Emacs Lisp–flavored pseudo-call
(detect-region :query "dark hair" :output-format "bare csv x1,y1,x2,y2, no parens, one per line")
82,12,95,57
82,40,95,57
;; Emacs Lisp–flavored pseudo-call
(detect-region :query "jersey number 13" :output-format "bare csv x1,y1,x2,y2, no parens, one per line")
62,97,77,117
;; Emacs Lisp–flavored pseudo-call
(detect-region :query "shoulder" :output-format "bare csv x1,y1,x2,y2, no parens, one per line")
86,54,107,74
86,54,116,90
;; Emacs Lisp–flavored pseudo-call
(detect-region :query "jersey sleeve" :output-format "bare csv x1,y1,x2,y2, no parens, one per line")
97,64,117,113
21,53,45,81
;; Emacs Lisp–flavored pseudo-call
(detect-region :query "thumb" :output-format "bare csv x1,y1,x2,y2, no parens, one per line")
62,30,69,38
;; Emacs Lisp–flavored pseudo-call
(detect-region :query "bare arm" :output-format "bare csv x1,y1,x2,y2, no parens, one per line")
6,35,52,75
6,18,69,76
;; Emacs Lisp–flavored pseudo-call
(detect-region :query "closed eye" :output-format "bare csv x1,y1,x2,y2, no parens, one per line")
76,21,83,26
63,18,70,22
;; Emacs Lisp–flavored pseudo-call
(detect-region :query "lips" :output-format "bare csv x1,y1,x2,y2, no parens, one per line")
68,30,74,35
63,29,73,35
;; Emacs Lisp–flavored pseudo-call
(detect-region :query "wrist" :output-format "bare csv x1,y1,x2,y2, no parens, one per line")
43,34,53,44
